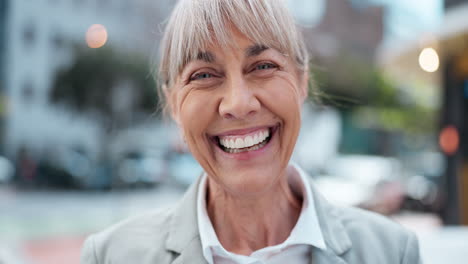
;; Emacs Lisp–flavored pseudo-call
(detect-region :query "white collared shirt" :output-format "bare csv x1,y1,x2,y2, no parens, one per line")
196,163,327,264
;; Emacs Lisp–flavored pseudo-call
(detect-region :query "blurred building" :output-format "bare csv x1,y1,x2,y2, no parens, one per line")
3,0,173,158
300,0,384,62
440,0,468,225
0,0,6,89
379,0,468,225
0,0,7,150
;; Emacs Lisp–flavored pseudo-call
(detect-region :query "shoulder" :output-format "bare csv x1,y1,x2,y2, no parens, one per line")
333,205,421,263
80,207,175,264
338,205,408,239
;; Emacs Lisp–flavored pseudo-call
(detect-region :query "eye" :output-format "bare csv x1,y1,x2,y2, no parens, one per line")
190,72,214,81
254,63,278,71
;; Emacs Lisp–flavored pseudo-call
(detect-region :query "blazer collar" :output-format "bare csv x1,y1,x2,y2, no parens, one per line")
309,181,352,264
165,176,202,253
165,174,352,264
309,181,352,256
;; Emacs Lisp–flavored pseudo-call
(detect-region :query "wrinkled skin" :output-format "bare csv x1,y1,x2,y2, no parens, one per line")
169,29,308,197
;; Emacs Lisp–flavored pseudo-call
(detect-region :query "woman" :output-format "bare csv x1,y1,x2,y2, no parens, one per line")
81,0,422,263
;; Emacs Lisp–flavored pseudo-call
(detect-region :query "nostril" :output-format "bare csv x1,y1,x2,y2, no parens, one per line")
223,113,235,119
247,110,257,117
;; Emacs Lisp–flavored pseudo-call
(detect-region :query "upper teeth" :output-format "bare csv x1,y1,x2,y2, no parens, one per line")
219,129,270,149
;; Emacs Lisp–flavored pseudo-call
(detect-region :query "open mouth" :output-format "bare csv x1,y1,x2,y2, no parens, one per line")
214,125,278,154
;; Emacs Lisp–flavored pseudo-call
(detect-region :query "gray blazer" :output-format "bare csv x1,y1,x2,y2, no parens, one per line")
81,177,422,264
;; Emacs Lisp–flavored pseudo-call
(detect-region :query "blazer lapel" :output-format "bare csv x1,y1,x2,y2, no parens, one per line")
165,176,208,264
308,181,352,264
171,238,208,264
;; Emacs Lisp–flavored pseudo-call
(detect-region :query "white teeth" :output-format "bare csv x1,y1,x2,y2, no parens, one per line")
235,138,243,148
245,136,253,146
224,138,269,153
218,129,271,150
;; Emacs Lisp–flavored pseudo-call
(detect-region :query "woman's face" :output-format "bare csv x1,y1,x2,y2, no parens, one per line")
169,30,307,196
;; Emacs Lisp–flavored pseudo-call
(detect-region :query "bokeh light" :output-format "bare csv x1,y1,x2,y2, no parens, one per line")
439,125,459,155
85,24,108,49
419,47,439,73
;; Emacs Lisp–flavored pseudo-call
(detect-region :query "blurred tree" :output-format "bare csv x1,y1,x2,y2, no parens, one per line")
50,45,159,129
310,51,437,154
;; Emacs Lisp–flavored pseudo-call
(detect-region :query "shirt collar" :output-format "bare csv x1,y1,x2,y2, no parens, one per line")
285,162,326,249
196,163,327,263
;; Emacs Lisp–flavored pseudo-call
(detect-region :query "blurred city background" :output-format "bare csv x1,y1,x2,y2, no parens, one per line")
0,0,467,263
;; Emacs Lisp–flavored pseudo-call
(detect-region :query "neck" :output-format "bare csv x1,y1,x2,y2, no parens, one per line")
206,167,302,256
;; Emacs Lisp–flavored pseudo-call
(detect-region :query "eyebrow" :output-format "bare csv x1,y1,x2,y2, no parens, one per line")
193,44,269,64
196,51,215,63
245,44,269,57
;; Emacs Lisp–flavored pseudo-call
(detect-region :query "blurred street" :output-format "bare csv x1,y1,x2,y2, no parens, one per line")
1,183,468,264
0,184,185,264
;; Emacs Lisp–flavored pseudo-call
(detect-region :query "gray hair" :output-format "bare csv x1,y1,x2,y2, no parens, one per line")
158,0,309,110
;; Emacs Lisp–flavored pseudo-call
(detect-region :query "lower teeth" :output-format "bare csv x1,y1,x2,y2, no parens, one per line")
223,138,269,154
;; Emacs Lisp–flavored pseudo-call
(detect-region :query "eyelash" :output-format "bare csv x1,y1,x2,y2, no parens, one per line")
189,62,278,82
190,72,214,81
253,62,278,71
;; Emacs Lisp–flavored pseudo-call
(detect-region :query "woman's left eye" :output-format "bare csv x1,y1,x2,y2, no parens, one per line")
254,63,277,71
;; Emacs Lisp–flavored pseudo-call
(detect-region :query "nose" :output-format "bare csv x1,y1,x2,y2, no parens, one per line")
219,74,260,120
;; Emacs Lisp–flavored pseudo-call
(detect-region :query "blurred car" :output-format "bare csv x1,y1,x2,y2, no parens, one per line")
168,151,203,187
112,149,167,188
399,151,445,213
35,144,107,189
313,154,406,215
0,156,15,184
108,123,171,189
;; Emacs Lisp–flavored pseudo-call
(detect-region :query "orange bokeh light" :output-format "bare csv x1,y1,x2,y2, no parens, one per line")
86,24,108,48
439,125,459,155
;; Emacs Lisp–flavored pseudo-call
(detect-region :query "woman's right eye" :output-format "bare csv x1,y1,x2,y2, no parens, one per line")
190,72,214,81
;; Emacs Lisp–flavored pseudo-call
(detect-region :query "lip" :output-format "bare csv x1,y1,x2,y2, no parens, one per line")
211,124,280,161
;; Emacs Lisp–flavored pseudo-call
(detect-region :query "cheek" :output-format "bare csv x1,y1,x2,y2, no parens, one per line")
256,77,302,156
178,90,217,134
177,90,220,166
257,77,303,123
